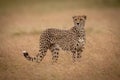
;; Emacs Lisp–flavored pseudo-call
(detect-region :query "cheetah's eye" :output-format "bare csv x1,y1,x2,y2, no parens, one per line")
80,19,83,21
74,19,77,21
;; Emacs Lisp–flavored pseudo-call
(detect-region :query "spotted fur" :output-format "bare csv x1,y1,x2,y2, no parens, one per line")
22,15,87,63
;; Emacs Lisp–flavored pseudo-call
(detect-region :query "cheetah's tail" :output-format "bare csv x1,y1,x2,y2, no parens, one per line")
22,51,38,62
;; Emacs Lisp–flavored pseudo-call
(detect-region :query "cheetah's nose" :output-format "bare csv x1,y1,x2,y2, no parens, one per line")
77,23,79,25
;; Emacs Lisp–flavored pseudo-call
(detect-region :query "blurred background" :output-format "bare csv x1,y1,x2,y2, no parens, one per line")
0,0,120,35
0,0,120,80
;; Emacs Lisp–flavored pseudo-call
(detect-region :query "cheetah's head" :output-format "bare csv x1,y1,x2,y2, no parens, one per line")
73,15,87,27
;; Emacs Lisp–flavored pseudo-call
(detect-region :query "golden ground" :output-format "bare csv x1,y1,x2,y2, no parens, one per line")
0,7,120,80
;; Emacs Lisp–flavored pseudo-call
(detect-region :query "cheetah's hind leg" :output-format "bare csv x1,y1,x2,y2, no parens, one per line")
49,44,60,64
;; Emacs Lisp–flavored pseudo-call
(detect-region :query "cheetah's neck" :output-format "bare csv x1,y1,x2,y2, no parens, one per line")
71,26,85,37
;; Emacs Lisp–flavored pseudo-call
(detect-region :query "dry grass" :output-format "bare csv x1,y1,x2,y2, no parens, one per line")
0,2,120,80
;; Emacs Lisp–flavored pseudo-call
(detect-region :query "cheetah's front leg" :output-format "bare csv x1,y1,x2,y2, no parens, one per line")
71,48,83,62
76,49,83,61
71,50,77,62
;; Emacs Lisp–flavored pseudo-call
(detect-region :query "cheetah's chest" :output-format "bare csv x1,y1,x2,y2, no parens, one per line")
78,37,85,44
75,37,85,49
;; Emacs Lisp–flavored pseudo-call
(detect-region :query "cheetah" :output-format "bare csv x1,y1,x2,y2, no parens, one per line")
22,15,87,63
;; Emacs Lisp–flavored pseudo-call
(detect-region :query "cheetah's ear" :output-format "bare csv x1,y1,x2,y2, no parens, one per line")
82,15,87,20
72,16,76,19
